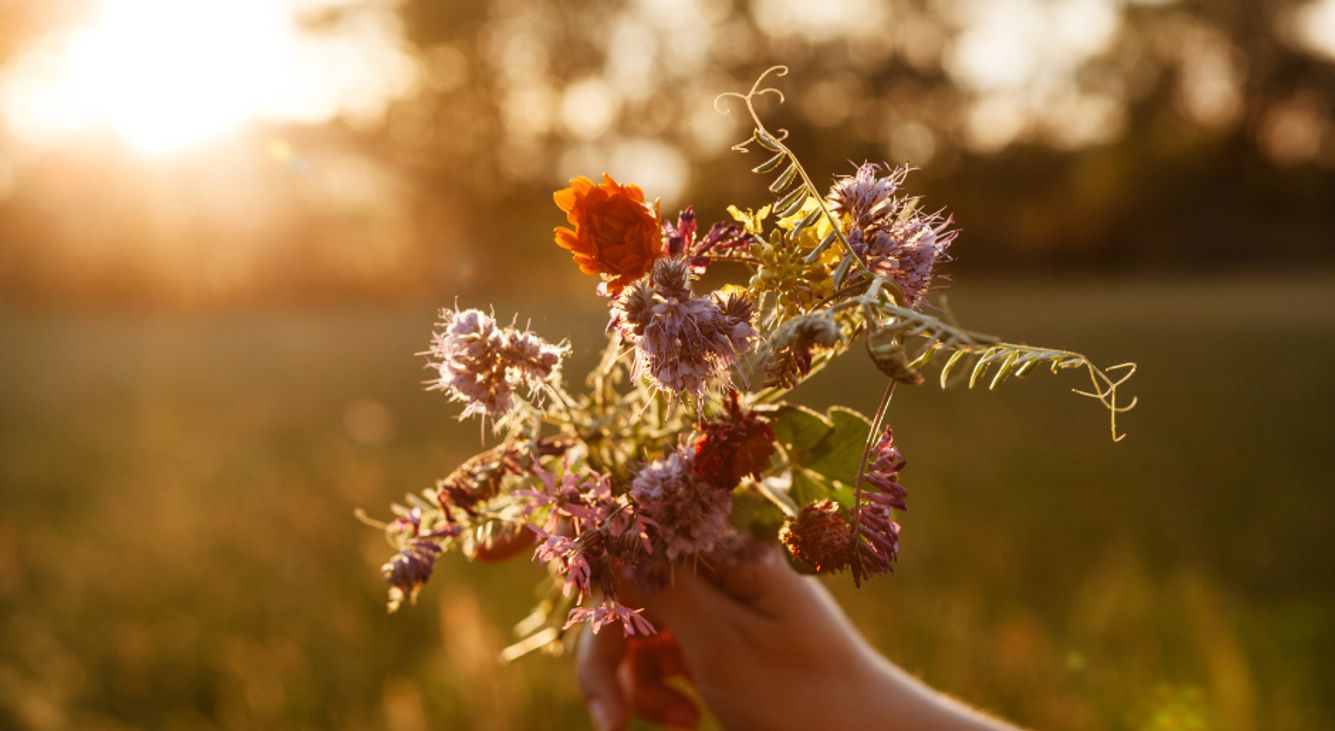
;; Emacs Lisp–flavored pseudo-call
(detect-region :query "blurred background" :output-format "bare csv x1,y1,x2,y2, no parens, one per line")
1,0,1333,729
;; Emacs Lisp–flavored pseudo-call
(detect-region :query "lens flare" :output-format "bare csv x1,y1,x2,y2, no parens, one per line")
0,0,417,156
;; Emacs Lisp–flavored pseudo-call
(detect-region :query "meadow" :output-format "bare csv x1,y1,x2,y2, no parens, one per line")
1,272,1332,730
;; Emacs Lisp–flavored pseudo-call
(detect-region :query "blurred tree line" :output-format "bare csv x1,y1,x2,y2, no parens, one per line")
1,0,1333,307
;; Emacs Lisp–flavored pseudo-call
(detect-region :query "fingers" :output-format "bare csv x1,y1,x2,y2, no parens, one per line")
576,623,628,731
646,545,801,631
638,566,735,646
626,675,701,730
623,633,701,729
703,543,804,613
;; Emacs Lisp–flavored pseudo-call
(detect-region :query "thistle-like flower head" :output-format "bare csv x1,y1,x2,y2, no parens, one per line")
631,446,734,561
613,259,756,395
828,163,955,309
425,308,568,420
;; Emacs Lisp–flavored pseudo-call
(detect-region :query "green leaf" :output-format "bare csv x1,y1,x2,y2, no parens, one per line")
752,152,786,174
989,350,1020,390
803,229,838,262
755,130,784,152
730,487,786,540
940,348,969,388
774,186,805,217
771,404,873,490
789,467,833,507
769,163,799,193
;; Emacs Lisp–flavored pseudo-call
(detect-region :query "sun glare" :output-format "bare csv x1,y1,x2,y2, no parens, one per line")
0,0,417,156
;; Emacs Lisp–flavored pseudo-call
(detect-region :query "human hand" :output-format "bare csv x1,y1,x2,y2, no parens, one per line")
576,546,1020,731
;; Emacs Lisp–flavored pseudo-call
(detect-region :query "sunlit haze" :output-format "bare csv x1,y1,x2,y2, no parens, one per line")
0,0,417,155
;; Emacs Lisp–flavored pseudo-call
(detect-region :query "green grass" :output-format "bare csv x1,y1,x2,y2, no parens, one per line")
1,273,1332,730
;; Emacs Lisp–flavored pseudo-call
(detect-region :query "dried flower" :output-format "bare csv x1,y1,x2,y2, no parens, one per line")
780,500,853,574
434,448,520,522
614,258,756,395
426,308,568,419
694,391,776,489
765,311,842,388
631,447,733,561
850,427,908,586
382,540,444,612
554,174,663,295
828,163,955,309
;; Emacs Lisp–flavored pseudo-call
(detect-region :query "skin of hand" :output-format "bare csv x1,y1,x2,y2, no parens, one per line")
576,547,1023,731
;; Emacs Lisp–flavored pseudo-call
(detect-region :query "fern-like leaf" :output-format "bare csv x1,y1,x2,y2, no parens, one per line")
872,298,1138,441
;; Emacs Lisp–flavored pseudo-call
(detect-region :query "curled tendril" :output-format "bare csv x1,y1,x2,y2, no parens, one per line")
715,65,792,152
1072,361,1138,442
713,66,872,277
713,65,789,115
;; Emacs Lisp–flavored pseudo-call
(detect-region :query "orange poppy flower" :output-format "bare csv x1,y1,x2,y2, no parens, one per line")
553,174,663,294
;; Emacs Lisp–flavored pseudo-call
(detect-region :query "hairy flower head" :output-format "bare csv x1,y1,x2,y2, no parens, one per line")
554,173,663,295
614,258,755,395
828,163,955,309
426,308,568,420
631,447,733,561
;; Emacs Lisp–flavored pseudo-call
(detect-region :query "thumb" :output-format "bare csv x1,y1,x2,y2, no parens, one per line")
641,546,799,644
576,623,628,731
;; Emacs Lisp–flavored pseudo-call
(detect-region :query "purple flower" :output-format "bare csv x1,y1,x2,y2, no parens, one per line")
614,258,756,395
863,428,908,511
521,463,655,605
566,598,657,637
850,427,908,586
381,540,444,612
664,207,697,258
631,447,733,561
663,206,758,272
828,163,956,309
425,308,568,419
530,527,594,599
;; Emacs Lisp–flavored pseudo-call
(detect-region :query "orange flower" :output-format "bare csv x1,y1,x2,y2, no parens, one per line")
553,173,663,294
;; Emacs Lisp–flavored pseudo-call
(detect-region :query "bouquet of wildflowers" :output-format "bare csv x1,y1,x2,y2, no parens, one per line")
365,68,1136,656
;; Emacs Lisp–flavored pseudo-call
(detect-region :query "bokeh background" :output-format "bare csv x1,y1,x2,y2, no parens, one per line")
2,1,1333,729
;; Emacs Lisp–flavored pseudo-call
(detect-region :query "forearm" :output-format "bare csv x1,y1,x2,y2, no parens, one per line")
856,651,1022,731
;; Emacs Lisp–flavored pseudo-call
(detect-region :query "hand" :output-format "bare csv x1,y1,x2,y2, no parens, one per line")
576,546,1021,731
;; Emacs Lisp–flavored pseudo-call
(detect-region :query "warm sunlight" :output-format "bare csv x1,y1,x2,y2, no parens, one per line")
0,0,417,155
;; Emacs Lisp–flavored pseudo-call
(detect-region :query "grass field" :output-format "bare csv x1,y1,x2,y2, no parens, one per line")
1,273,1332,730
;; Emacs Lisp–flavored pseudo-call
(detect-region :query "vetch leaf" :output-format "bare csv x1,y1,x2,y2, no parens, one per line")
769,163,799,193
752,152,786,174
774,186,806,218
